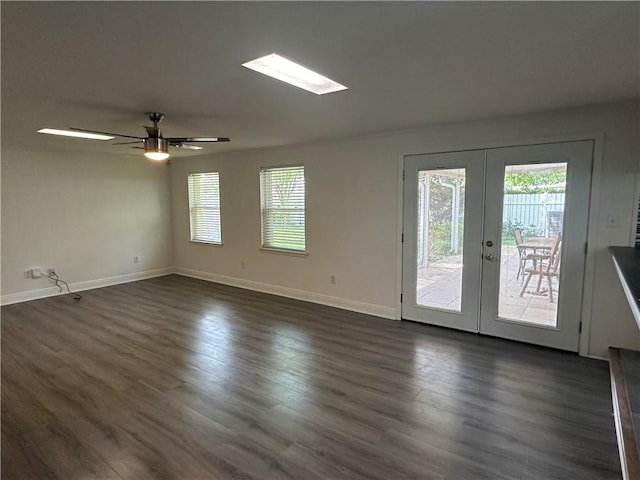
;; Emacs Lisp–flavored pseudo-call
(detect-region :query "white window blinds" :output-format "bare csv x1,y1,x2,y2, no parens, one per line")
188,172,222,244
260,165,306,252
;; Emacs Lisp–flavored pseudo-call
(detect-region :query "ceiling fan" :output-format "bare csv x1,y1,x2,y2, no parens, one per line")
38,112,230,161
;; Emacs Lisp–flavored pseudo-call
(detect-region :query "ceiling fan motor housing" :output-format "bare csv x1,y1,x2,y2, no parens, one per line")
144,137,169,153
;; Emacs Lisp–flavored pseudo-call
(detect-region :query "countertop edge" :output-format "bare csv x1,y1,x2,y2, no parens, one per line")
610,247,640,332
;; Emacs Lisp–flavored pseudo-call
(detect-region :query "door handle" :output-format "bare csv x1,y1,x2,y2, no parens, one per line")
485,253,497,261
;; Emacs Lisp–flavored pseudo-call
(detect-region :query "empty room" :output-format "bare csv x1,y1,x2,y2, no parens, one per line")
2,2,640,479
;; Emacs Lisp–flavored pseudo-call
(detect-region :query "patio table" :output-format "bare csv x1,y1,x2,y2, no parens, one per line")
519,237,555,251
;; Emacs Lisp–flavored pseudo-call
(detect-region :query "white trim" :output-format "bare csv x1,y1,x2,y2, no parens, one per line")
579,133,605,356
395,152,405,320
174,267,397,320
259,247,308,256
189,240,223,247
1,268,173,306
586,354,609,362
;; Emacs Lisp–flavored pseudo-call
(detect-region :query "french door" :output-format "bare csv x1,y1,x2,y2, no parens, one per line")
402,141,593,351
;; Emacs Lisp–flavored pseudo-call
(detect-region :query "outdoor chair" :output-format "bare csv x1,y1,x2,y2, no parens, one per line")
514,228,535,282
519,233,562,302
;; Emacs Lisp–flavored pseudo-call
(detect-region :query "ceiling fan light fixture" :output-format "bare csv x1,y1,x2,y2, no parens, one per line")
144,137,170,161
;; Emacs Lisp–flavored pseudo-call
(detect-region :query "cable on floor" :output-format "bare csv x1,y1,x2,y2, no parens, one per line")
44,271,82,301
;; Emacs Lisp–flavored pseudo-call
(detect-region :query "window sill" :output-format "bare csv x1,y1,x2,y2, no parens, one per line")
190,240,223,247
259,247,308,257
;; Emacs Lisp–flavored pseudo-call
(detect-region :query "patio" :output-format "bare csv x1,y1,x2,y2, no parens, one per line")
416,245,558,327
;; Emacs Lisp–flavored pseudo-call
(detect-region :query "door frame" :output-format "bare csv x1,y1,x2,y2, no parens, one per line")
395,132,604,357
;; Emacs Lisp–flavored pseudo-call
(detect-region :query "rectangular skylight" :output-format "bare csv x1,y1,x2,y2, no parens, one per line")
37,128,114,140
242,53,347,95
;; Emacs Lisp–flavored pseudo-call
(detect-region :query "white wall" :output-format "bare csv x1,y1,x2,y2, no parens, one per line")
170,101,640,357
171,138,399,318
1,146,173,303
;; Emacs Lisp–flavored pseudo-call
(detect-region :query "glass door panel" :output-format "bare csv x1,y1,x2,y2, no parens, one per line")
498,162,567,326
416,168,465,312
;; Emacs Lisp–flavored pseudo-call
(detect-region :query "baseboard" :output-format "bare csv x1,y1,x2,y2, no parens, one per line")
1,268,174,306
174,267,397,320
586,354,609,362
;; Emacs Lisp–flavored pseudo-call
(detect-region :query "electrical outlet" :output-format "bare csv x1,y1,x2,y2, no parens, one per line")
133,256,140,264
330,275,336,285
606,214,620,228
48,268,56,276
30,267,42,278
241,261,245,270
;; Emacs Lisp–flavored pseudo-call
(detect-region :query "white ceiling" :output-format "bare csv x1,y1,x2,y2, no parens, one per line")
2,2,639,158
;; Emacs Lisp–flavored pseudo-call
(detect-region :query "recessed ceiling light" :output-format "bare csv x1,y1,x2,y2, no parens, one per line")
242,53,348,95
37,128,114,140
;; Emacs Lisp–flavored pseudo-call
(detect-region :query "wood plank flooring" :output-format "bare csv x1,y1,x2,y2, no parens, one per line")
1,275,621,479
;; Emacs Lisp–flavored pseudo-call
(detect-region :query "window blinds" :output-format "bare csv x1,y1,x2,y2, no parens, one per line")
188,172,222,244
260,165,306,251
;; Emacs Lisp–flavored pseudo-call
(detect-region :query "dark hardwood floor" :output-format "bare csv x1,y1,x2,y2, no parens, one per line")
1,275,621,479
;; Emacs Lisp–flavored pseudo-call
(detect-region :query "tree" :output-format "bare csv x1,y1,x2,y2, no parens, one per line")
504,167,566,194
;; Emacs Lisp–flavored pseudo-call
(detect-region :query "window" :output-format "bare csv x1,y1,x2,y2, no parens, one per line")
188,172,222,244
260,165,306,252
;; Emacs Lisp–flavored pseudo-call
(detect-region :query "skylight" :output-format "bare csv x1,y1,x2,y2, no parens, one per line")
37,128,114,140
242,54,347,95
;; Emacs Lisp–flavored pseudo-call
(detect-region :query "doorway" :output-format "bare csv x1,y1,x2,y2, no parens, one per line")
401,141,593,351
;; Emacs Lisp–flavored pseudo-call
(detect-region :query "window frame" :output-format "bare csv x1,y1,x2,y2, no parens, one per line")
187,171,223,246
259,164,307,254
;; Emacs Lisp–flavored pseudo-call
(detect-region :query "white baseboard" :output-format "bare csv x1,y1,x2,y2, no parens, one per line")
587,353,609,362
2,266,397,320
1,268,174,306
174,267,397,320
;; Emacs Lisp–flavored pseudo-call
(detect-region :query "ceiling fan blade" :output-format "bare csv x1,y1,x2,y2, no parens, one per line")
113,140,143,145
166,137,230,143
69,127,143,140
172,143,203,150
